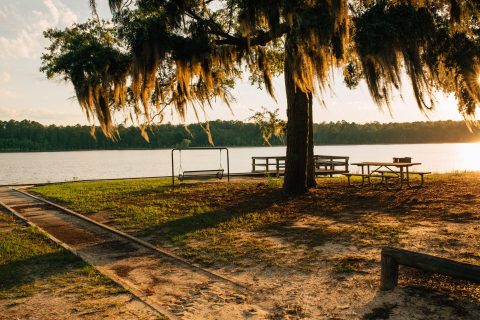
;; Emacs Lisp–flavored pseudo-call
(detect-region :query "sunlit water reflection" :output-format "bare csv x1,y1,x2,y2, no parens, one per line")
0,142,479,185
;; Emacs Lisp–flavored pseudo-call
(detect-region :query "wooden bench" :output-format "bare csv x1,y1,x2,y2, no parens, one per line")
251,156,285,175
314,155,349,176
251,155,349,177
381,247,480,291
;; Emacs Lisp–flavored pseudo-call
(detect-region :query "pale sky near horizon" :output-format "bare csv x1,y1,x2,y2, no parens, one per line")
0,0,466,126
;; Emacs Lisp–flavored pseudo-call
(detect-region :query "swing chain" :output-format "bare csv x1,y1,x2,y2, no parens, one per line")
219,149,223,170
178,150,183,175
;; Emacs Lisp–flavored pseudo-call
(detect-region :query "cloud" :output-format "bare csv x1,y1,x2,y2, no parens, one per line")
0,3,15,20
0,88,16,99
0,105,86,124
44,0,77,26
0,0,77,59
0,72,11,83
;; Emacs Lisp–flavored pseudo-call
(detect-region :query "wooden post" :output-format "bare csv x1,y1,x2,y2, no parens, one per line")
381,252,399,290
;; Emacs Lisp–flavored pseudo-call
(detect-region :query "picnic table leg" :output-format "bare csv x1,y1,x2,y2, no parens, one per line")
361,166,365,187
408,173,425,188
399,167,404,189
406,166,410,187
252,158,255,172
367,165,371,185
266,158,269,173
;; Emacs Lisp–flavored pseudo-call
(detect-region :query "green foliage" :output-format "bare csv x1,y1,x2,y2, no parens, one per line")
41,20,131,137
0,119,478,152
43,1,480,134
249,107,286,145
354,2,480,119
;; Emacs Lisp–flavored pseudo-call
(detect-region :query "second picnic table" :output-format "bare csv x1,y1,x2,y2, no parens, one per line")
346,161,429,189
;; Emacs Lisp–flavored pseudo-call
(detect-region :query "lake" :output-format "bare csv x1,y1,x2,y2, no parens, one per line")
1,142,479,185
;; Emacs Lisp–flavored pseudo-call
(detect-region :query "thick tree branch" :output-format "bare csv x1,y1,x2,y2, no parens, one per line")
214,22,290,48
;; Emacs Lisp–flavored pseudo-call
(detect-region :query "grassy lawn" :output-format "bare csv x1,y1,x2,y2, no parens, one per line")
0,212,124,299
0,209,160,319
32,178,293,266
30,173,480,268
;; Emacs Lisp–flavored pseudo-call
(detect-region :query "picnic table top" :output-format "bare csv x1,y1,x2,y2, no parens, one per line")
352,161,421,167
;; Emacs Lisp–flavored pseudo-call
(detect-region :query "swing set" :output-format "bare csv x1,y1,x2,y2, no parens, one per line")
171,147,230,189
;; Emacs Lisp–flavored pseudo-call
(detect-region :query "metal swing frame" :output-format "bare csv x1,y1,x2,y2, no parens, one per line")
171,147,230,190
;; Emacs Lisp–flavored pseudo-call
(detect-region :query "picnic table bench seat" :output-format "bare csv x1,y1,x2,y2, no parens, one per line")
374,170,432,175
373,170,431,187
316,160,349,166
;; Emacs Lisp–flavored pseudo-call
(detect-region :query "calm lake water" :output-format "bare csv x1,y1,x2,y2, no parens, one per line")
1,142,479,185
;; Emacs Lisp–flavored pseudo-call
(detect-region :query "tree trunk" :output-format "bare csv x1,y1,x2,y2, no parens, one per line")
307,96,317,188
283,36,315,194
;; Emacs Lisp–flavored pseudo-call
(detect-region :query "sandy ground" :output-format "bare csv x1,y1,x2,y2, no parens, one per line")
155,175,480,319
209,175,480,319
0,291,160,320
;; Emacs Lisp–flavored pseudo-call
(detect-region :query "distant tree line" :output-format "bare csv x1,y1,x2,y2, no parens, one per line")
0,119,478,152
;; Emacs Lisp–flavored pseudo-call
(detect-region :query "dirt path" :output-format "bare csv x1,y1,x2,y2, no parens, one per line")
0,188,267,320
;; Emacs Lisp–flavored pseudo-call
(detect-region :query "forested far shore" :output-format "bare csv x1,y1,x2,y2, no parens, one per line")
0,119,478,152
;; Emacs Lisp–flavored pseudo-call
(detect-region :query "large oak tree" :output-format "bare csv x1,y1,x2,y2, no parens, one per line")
42,0,480,194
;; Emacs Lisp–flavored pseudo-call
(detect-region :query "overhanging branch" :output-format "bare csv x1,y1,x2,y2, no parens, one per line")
214,22,290,48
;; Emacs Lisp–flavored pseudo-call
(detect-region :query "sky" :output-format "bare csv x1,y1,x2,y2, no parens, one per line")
0,0,466,126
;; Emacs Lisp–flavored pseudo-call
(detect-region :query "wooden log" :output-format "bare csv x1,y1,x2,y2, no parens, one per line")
381,247,480,291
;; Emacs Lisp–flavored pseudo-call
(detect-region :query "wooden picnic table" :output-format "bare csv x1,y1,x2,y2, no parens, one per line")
347,161,428,189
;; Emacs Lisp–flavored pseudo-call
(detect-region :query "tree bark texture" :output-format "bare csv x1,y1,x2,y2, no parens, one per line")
283,35,315,194
306,96,316,188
